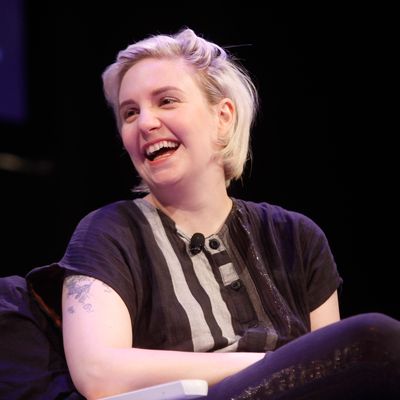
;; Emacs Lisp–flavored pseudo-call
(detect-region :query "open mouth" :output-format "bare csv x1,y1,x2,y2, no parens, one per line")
145,140,180,161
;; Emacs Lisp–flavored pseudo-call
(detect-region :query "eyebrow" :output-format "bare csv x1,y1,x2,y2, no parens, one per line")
119,86,184,110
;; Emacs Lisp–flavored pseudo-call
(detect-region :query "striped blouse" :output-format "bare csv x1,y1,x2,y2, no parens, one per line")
27,197,342,352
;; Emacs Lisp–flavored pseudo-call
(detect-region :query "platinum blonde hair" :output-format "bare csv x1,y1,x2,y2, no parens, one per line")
102,28,258,189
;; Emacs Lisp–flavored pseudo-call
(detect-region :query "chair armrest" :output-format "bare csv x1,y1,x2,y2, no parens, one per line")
98,379,208,400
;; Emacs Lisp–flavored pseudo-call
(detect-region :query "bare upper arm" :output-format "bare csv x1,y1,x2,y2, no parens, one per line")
62,275,132,390
309,290,340,331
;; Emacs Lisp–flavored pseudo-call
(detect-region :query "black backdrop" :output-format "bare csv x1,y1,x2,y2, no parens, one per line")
1,3,398,320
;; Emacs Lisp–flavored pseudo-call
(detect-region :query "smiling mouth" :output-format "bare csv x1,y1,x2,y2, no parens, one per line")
145,141,180,161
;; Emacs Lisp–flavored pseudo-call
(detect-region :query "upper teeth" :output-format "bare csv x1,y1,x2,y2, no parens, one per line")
146,140,179,157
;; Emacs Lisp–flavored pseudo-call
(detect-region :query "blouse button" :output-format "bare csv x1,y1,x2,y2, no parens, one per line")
230,280,242,291
209,238,220,249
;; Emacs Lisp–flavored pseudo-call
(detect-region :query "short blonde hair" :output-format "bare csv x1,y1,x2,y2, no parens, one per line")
102,28,258,188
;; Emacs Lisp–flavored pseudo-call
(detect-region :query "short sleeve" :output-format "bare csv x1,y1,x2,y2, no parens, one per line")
26,201,140,325
299,216,343,311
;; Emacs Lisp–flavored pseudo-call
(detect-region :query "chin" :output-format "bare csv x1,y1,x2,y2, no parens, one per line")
147,176,183,191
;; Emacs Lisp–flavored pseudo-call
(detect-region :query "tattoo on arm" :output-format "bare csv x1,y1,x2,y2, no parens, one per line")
64,275,113,314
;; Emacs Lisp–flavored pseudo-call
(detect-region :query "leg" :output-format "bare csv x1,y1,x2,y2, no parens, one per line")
207,313,400,400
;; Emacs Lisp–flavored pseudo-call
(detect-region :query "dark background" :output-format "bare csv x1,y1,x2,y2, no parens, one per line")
1,2,397,320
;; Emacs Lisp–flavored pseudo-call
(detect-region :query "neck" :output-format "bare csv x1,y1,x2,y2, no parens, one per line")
145,179,232,237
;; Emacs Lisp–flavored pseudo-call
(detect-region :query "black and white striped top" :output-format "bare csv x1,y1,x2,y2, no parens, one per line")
27,197,342,353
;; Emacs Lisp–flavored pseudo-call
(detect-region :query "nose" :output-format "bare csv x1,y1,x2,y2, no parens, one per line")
137,107,161,136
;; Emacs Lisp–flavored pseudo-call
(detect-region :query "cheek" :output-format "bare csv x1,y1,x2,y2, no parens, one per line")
121,127,139,155
178,110,217,141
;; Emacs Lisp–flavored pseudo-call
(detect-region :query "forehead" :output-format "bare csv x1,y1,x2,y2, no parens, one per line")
119,57,201,101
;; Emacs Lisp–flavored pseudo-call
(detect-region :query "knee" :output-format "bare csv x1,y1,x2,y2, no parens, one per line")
344,312,400,353
347,312,400,333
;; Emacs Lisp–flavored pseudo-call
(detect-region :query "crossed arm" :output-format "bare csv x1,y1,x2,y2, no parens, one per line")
62,275,340,399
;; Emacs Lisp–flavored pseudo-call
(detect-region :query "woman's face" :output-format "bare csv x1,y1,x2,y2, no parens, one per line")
118,57,233,192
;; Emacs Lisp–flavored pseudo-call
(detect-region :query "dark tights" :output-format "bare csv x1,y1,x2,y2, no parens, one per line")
207,313,400,400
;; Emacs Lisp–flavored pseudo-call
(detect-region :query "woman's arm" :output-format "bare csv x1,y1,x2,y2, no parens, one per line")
62,275,264,400
309,290,340,331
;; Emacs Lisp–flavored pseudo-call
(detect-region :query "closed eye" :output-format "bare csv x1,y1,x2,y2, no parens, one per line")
122,107,139,122
120,96,179,123
160,97,178,106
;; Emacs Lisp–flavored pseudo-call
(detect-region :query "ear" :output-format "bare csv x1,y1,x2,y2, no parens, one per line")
217,98,235,139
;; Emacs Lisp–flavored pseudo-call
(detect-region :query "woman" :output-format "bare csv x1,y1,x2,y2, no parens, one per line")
26,28,399,399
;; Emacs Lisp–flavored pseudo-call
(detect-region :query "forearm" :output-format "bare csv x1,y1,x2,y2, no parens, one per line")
62,276,264,399
71,346,264,399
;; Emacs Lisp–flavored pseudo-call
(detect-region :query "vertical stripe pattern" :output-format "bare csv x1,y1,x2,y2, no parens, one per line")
135,199,216,351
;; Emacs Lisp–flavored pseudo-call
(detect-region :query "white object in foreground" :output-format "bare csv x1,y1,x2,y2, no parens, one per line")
99,379,208,400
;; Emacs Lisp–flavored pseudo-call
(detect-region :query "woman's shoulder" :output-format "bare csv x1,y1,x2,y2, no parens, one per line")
76,198,145,230
233,197,304,220
233,197,324,235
